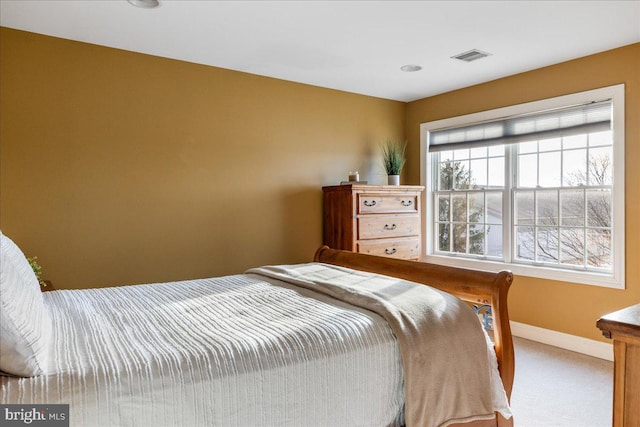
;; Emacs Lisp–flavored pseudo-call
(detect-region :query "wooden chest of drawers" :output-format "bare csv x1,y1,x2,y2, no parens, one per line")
322,184,424,261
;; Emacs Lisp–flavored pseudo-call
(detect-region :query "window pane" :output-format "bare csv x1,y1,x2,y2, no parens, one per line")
588,130,612,147
440,150,453,161
539,151,561,187
486,192,502,224
560,228,584,266
454,148,469,160
469,224,485,255
515,191,534,225
438,224,450,252
515,226,534,261
470,146,487,158
562,149,587,187
488,157,504,188
536,227,559,263
470,159,487,188
453,161,471,190
469,193,485,223
588,146,613,186
452,224,467,253
452,194,467,222
586,189,612,228
536,190,558,226
518,154,537,187
519,140,537,154
587,229,611,269
539,137,561,152
563,134,587,149
488,145,504,157
439,161,453,190
438,195,450,221
486,225,503,257
560,189,584,226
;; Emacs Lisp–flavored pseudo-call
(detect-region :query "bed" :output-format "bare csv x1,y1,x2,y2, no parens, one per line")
1,233,514,427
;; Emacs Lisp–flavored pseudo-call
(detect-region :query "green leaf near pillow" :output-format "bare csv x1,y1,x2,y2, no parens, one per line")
27,256,46,287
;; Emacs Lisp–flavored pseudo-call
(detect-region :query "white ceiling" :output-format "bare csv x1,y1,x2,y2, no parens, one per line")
1,0,639,102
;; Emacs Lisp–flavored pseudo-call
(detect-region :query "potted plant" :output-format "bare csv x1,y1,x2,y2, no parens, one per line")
382,139,407,185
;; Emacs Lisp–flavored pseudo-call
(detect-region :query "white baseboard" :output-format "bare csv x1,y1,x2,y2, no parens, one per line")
510,321,613,361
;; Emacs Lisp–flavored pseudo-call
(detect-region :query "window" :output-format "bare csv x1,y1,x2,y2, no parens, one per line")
420,85,625,288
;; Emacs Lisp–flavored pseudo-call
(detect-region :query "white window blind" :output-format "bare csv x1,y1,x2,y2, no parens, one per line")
429,100,612,153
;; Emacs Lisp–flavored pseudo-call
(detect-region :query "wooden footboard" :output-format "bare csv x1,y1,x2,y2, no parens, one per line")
314,246,514,427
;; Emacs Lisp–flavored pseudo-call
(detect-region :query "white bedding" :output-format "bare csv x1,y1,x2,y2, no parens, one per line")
2,271,405,427
249,263,511,427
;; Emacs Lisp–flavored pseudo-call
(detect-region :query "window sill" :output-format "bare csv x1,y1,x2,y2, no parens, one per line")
422,253,625,289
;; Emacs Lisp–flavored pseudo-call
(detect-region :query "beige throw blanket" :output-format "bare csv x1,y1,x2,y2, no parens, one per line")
247,262,511,427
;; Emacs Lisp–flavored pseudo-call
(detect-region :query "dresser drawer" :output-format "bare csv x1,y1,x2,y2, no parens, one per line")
358,194,418,214
358,215,420,240
357,238,420,260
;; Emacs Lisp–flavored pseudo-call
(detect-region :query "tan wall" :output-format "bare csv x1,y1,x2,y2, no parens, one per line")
0,28,405,288
405,43,640,342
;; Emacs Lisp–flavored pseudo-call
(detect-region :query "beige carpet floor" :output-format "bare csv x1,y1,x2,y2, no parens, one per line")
510,336,613,427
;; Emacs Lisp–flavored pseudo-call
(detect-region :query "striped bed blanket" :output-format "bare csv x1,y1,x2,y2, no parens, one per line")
2,262,510,427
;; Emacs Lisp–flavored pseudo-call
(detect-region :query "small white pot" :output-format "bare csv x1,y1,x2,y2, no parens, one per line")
387,175,400,185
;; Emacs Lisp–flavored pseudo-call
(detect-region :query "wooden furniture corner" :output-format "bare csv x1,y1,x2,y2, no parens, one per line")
597,304,640,427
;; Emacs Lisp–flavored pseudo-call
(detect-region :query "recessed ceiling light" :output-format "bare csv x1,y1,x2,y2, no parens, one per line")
451,49,491,62
400,64,422,72
127,0,160,9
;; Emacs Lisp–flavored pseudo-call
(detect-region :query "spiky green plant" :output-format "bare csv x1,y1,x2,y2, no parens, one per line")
27,256,46,286
382,139,407,175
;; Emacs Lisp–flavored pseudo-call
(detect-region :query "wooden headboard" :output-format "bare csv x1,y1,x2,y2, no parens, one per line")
314,246,515,402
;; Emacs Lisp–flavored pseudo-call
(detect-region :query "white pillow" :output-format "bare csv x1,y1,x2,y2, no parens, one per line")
0,231,51,376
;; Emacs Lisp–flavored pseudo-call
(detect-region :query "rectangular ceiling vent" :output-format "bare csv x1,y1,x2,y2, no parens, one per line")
452,49,491,62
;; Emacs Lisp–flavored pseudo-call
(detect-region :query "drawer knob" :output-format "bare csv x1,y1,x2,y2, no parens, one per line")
363,200,377,207
401,200,413,207
384,224,397,230
384,248,397,255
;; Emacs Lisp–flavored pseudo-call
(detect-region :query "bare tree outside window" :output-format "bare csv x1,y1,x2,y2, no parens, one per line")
514,139,613,270
435,132,613,271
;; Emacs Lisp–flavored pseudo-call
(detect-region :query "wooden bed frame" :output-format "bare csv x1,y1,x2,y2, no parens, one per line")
314,246,515,427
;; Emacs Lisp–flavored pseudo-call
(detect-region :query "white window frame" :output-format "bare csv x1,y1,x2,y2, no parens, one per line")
420,84,625,289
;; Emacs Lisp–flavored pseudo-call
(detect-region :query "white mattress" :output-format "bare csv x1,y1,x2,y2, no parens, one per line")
1,273,405,427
